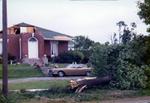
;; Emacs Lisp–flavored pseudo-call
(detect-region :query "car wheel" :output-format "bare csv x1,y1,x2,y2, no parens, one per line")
48,71,53,77
86,71,91,76
58,71,65,77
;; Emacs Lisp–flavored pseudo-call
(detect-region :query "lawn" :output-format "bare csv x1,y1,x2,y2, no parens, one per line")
1,80,150,103
0,80,68,90
0,64,44,79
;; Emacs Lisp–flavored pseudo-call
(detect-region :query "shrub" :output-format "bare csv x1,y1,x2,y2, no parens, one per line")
90,44,111,77
0,90,9,103
8,53,17,64
90,43,147,89
112,61,147,89
144,66,150,88
55,51,84,63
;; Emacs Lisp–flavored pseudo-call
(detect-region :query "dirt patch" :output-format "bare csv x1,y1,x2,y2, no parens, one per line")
22,96,150,103
22,97,76,103
83,96,150,103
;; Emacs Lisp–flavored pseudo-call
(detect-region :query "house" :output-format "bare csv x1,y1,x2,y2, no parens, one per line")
0,22,72,63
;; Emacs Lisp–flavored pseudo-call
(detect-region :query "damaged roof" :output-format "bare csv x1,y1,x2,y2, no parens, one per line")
14,22,72,41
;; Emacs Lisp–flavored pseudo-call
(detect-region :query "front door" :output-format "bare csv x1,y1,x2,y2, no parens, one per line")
28,37,38,58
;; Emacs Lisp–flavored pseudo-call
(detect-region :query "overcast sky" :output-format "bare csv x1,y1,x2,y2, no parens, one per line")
0,0,148,43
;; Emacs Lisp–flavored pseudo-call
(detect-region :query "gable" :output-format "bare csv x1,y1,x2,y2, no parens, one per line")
0,22,72,41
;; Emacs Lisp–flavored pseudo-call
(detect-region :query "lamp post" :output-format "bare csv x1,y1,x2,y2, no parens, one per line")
2,0,8,97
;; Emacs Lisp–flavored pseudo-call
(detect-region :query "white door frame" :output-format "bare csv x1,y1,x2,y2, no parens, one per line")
28,37,39,59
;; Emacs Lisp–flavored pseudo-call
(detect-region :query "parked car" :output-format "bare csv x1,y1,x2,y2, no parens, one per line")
48,64,92,77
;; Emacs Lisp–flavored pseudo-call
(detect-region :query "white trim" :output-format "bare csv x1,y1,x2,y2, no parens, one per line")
44,38,71,41
32,33,34,37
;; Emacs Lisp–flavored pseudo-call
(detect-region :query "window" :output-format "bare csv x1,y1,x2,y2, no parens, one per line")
51,41,58,57
20,27,27,33
29,37,37,42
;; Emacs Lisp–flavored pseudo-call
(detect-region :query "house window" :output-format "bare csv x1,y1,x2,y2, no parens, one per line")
68,41,74,51
15,28,20,34
51,41,58,57
29,37,37,42
20,27,27,33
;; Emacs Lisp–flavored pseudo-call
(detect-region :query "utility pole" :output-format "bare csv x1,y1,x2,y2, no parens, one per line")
2,0,8,97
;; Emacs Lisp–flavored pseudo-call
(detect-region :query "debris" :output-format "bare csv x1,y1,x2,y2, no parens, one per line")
69,76,112,93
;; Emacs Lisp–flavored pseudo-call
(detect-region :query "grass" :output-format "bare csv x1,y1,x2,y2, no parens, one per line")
0,64,44,79
0,80,69,90
6,88,150,103
2,80,150,103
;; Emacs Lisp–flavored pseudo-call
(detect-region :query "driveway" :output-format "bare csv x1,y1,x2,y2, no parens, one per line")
0,76,88,83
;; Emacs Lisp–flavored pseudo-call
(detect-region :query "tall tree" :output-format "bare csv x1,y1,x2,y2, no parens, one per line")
74,36,94,51
138,0,150,32
73,36,94,63
115,21,137,44
116,21,127,43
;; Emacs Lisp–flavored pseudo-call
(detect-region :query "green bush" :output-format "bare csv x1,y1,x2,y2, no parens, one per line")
55,51,84,63
90,43,147,89
90,44,111,77
144,66,150,88
0,93,8,103
112,61,147,89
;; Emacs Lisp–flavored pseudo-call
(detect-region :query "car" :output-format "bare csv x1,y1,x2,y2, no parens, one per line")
48,64,92,77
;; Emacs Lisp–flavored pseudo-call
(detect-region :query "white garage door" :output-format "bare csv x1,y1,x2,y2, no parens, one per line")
28,37,38,59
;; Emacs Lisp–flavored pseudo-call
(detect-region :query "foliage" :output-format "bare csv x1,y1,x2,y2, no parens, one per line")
112,21,137,45
90,44,112,77
138,0,150,32
0,92,8,103
121,29,132,44
73,36,95,63
112,61,146,89
74,36,94,51
90,37,147,89
144,66,150,88
55,50,84,63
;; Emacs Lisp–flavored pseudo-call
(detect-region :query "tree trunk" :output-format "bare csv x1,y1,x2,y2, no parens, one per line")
69,76,112,93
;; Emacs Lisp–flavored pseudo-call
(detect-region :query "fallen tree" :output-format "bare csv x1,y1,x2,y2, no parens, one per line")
69,76,112,93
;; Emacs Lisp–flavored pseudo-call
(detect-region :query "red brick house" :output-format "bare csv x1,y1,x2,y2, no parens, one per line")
0,23,72,63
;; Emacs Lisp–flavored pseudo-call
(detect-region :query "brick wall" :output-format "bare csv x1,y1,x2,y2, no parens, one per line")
44,40,51,57
20,33,44,59
58,41,68,55
8,35,20,60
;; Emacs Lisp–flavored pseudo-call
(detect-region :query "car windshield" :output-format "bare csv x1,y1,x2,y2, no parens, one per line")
66,64,86,68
